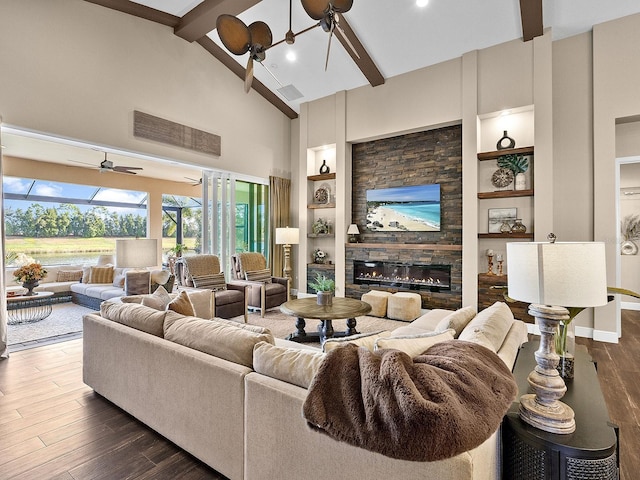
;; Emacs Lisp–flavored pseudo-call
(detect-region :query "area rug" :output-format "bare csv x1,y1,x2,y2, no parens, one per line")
7,302,94,345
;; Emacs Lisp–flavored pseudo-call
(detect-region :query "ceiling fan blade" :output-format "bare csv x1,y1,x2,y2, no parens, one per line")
216,14,251,56
248,21,273,50
301,0,331,20
244,56,254,93
331,0,353,13
112,167,140,175
324,25,334,71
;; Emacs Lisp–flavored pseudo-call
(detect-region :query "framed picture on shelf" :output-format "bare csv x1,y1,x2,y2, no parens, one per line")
488,207,517,233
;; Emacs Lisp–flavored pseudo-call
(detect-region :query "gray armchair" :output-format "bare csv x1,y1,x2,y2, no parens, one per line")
181,254,248,322
230,252,289,317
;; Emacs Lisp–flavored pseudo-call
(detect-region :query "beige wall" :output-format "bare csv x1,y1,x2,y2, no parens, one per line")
0,0,291,180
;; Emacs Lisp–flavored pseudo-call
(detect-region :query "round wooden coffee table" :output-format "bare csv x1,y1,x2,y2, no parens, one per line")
280,297,372,344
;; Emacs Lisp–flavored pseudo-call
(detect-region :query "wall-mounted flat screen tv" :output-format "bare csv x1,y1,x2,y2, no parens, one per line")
366,184,441,232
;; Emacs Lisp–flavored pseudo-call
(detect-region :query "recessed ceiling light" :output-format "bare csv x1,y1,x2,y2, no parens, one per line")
286,51,296,62
416,0,429,7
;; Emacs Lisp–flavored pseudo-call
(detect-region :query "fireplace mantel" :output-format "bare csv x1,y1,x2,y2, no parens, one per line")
346,243,462,251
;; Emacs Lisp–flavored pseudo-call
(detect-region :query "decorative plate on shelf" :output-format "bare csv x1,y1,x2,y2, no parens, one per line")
491,167,514,189
314,183,332,204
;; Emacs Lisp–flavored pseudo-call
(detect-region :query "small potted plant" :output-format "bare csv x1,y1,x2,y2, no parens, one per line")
313,248,327,264
497,153,529,190
308,273,335,306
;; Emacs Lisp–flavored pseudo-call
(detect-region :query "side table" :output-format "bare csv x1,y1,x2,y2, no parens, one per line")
502,340,619,480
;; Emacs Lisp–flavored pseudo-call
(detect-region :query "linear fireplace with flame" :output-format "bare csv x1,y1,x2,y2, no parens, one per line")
353,260,451,292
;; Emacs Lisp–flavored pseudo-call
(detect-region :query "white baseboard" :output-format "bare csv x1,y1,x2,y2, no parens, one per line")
621,301,640,311
593,329,619,344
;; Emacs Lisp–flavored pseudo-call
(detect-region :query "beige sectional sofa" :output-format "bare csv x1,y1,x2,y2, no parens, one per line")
83,295,528,480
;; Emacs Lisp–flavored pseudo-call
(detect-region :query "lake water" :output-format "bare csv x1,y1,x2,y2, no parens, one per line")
20,252,111,266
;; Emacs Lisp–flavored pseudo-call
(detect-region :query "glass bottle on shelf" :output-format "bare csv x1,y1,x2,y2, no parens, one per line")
511,219,526,233
500,220,512,233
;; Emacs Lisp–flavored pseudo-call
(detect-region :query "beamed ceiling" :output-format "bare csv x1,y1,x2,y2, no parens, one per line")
83,0,640,120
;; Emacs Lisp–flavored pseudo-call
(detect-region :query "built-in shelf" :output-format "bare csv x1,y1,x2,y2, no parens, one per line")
477,146,534,161
307,203,336,209
478,233,534,239
307,173,336,181
478,189,534,199
307,233,334,238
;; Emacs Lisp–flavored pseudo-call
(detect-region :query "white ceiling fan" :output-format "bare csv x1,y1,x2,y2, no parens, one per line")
70,152,143,175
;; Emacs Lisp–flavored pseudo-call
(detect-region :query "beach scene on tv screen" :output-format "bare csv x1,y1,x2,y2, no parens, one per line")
366,184,441,232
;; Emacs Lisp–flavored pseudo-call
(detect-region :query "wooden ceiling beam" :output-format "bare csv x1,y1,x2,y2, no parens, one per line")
336,17,384,87
175,0,262,43
83,0,179,26
519,0,543,42
197,37,298,119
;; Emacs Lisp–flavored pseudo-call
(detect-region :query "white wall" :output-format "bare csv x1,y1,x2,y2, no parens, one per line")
0,0,291,179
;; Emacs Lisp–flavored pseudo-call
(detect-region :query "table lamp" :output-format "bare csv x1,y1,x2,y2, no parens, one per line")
506,236,607,434
116,238,159,269
275,227,299,284
347,224,360,243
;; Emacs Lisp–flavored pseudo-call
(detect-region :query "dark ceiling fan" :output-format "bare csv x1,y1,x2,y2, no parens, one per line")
70,152,143,175
217,0,358,93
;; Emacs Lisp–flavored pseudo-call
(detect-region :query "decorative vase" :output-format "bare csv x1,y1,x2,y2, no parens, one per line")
511,219,527,234
621,240,638,255
22,280,39,295
556,322,576,380
496,130,516,150
319,159,330,175
500,220,512,234
317,291,333,306
514,172,526,190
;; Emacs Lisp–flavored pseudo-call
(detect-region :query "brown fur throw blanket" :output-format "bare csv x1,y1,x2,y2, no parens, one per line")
302,340,517,461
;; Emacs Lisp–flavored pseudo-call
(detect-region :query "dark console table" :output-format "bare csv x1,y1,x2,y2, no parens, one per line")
502,340,619,480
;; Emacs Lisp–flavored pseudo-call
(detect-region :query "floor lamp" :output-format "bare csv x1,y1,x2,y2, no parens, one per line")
506,238,608,434
275,227,299,288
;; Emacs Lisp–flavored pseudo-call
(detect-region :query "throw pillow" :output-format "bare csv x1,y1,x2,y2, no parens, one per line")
192,273,227,291
90,265,114,284
112,267,127,288
374,329,455,357
186,289,214,318
244,268,272,283
56,270,83,282
82,265,93,283
166,290,196,316
323,331,393,353
140,286,172,311
164,316,275,368
435,306,477,337
150,269,171,285
253,341,325,389
458,301,514,353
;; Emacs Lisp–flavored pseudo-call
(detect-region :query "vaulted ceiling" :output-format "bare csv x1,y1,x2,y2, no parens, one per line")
86,0,640,120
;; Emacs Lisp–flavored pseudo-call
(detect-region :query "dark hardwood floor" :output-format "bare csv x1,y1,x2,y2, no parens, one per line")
1,310,638,479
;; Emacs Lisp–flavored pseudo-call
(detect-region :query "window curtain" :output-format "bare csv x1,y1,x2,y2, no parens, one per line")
1,123,8,359
203,171,237,277
269,176,291,277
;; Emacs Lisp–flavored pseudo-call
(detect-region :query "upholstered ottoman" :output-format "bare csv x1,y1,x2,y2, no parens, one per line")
361,290,393,317
387,292,422,321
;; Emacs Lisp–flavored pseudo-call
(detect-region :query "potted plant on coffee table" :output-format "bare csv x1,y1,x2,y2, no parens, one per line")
309,273,335,306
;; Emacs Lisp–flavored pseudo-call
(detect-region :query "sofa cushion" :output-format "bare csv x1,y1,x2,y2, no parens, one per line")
56,269,83,282
100,301,166,337
192,273,227,291
164,316,275,368
210,317,272,336
458,301,514,353
245,268,272,283
90,265,114,284
323,331,392,353
140,286,172,311
435,306,477,337
253,341,325,389
374,329,455,357
167,290,195,316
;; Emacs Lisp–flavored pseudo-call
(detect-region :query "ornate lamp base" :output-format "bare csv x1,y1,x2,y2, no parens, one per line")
520,304,576,434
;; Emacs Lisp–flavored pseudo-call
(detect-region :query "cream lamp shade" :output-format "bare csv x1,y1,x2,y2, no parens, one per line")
506,242,608,308
275,227,299,245
116,238,159,268
347,224,360,235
